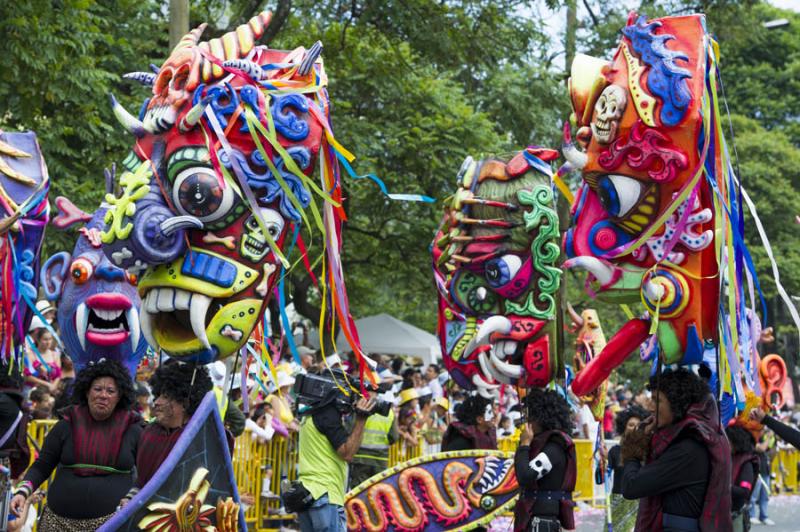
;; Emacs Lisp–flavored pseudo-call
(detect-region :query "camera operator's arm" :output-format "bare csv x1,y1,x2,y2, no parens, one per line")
336,397,376,462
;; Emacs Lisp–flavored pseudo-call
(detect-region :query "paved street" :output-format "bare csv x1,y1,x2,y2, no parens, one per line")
567,495,800,531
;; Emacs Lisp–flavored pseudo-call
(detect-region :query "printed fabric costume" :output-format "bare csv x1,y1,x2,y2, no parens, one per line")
41,189,147,376
441,421,497,451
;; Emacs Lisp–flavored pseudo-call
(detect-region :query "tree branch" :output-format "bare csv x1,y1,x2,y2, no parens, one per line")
260,0,293,44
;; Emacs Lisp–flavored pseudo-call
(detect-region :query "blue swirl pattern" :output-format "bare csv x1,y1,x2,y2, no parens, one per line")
623,16,692,127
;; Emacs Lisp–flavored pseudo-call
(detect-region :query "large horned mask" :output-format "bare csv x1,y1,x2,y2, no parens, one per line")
564,14,720,395
432,148,562,397
102,12,330,364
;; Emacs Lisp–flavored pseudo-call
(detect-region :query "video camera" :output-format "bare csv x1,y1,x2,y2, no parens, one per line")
293,368,393,417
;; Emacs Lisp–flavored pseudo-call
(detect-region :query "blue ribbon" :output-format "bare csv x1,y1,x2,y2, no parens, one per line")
334,152,435,203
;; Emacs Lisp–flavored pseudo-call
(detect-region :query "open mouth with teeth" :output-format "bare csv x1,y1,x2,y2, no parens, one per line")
143,103,178,133
140,286,260,362
76,293,139,350
457,315,552,396
474,456,515,495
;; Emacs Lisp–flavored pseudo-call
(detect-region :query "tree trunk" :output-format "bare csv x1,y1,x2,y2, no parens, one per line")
169,0,190,50
565,0,578,77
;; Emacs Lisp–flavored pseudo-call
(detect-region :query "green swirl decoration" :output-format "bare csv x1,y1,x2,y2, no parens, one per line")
507,184,561,319
100,163,152,244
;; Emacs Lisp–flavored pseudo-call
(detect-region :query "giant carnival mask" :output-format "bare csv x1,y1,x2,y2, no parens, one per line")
101,12,362,365
41,186,146,375
565,13,771,399
0,131,50,362
432,149,562,397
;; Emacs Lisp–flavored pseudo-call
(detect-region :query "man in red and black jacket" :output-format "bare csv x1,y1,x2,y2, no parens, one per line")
620,369,732,532
513,388,576,532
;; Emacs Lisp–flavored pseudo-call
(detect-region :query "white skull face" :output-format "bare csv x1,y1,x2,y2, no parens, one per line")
591,85,628,144
240,208,284,262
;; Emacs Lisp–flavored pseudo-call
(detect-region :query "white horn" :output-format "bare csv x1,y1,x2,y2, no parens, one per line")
563,256,615,286
109,94,146,138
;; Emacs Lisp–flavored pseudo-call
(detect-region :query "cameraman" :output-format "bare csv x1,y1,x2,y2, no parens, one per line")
296,365,377,532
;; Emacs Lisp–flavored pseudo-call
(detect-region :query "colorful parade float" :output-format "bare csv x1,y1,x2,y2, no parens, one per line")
0,132,50,367
563,12,797,426
99,10,391,531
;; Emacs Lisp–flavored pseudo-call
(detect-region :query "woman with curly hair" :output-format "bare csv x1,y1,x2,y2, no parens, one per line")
10,359,141,530
122,360,212,502
513,388,576,532
441,394,497,451
725,425,758,532
603,404,649,532
620,368,732,531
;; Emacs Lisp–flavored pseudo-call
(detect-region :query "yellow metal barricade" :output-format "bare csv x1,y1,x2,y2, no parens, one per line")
573,439,596,503
771,447,799,493
388,438,423,467
25,420,57,532
231,430,299,532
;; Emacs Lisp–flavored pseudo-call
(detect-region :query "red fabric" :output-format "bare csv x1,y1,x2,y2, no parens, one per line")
634,395,732,532
513,430,576,531
442,422,497,450
64,405,138,476
136,423,185,488
604,407,615,434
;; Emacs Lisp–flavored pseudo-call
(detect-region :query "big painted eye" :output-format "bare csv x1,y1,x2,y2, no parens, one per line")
70,258,93,285
172,167,236,223
597,175,644,218
484,254,522,288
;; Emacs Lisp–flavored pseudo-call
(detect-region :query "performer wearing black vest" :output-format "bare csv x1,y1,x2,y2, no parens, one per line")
513,388,576,532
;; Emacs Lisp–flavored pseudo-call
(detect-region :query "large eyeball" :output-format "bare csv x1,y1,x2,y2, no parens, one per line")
70,258,94,285
597,174,644,219
172,167,236,223
485,254,523,288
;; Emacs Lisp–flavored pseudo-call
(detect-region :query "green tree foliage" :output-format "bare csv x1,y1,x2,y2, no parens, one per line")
0,0,167,254
1,0,798,380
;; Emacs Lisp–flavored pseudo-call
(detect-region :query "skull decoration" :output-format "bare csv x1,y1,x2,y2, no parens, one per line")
591,85,627,144
101,12,347,365
41,195,146,375
241,208,284,262
0,131,50,361
432,148,562,398
564,14,757,396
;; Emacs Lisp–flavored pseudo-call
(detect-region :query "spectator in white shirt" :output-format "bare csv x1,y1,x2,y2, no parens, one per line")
425,364,443,399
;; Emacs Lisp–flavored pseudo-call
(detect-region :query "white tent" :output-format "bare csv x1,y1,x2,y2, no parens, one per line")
337,313,440,365
298,313,440,366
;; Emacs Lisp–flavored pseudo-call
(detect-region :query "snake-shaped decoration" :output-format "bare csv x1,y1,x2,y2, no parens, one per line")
345,450,518,532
